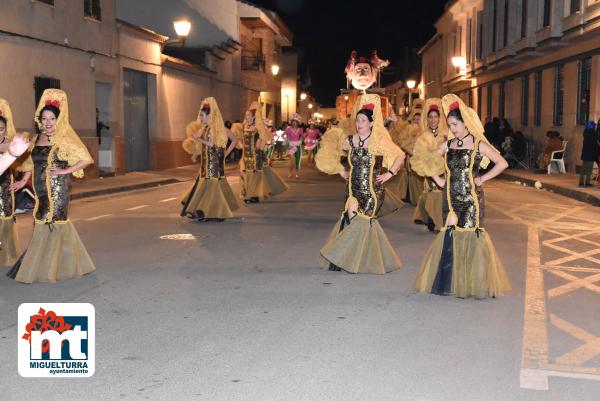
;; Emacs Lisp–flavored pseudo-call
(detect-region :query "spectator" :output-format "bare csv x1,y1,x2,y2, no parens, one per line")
96,107,109,145
579,121,599,187
537,131,564,171
512,131,527,161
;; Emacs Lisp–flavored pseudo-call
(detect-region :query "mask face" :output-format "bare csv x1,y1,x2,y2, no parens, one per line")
351,63,376,90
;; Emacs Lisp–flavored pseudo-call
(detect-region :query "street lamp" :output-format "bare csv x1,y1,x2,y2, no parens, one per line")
308,103,313,110
164,20,191,47
271,64,280,76
300,92,307,101
451,56,467,76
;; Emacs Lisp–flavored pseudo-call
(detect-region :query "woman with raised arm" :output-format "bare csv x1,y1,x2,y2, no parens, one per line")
0,100,31,267
413,94,511,298
181,97,239,221
316,94,404,274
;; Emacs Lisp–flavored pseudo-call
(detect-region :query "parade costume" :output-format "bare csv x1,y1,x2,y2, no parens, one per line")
240,102,287,202
0,99,21,266
411,99,448,231
8,89,95,283
284,114,304,170
304,121,320,155
316,94,404,274
413,95,511,298
181,97,239,220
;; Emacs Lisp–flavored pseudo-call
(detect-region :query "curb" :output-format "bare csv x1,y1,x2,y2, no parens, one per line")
71,178,180,200
499,173,600,207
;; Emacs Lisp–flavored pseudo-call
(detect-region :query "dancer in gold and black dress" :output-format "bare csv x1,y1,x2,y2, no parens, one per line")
317,94,404,274
240,101,287,203
0,99,31,267
413,94,511,298
411,98,447,232
8,89,95,283
181,97,239,221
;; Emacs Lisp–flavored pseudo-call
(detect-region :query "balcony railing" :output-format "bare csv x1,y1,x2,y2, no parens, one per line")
241,52,265,72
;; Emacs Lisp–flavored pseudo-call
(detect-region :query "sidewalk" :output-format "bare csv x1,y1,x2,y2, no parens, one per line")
71,163,239,200
499,168,600,207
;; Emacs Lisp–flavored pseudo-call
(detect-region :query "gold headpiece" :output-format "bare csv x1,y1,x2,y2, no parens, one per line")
352,94,404,167
420,98,447,134
408,98,424,122
247,100,270,144
197,97,227,148
35,89,92,178
0,99,17,140
441,94,497,167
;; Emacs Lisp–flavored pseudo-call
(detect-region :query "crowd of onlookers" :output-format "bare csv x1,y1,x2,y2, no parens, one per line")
483,116,600,187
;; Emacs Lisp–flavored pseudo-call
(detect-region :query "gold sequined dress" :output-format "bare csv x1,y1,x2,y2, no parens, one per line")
319,137,402,274
8,144,95,283
0,151,18,267
240,127,287,201
413,140,511,298
181,126,239,219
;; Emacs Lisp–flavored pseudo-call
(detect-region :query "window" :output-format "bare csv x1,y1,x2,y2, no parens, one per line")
34,77,61,122
577,58,591,125
477,86,483,117
521,75,529,127
570,0,581,14
553,65,564,126
503,0,509,47
534,70,542,127
499,81,506,119
35,0,54,5
84,0,102,21
492,0,498,51
487,85,493,119
543,0,551,28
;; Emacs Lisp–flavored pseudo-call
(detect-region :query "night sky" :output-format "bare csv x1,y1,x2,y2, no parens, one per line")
246,0,449,106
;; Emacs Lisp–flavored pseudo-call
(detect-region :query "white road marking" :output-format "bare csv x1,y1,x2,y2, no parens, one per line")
160,197,177,203
126,205,150,211
85,214,113,221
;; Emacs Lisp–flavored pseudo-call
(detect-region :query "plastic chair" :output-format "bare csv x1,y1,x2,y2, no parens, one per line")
547,141,567,174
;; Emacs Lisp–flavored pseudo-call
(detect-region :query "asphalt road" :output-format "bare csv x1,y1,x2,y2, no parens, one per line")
1,164,599,401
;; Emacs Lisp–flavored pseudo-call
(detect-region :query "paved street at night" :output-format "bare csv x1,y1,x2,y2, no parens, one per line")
1,163,598,401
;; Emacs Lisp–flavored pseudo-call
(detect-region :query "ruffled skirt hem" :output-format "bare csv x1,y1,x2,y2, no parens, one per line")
181,177,239,219
319,214,402,274
413,228,511,298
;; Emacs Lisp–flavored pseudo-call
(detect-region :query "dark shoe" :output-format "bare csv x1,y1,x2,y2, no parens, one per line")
427,218,436,232
328,264,342,271
414,219,426,226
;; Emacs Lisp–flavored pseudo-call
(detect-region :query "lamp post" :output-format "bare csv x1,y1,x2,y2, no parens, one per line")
344,95,349,117
283,88,292,122
406,79,416,110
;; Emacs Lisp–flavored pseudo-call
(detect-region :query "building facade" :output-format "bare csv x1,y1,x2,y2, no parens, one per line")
419,0,600,171
0,0,295,176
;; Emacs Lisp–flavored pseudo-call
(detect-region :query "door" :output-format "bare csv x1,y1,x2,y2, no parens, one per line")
123,69,149,171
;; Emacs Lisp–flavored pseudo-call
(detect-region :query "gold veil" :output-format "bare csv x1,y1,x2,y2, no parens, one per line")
183,97,227,155
35,89,92,178
0,98,17,140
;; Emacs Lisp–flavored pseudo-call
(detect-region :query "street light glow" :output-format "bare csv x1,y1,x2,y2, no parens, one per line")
406,80,416,89
451,56,467,68
271,64,280,76
300,92,307,100
173,20,191,38
308,103,313,109
344,95,349,101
